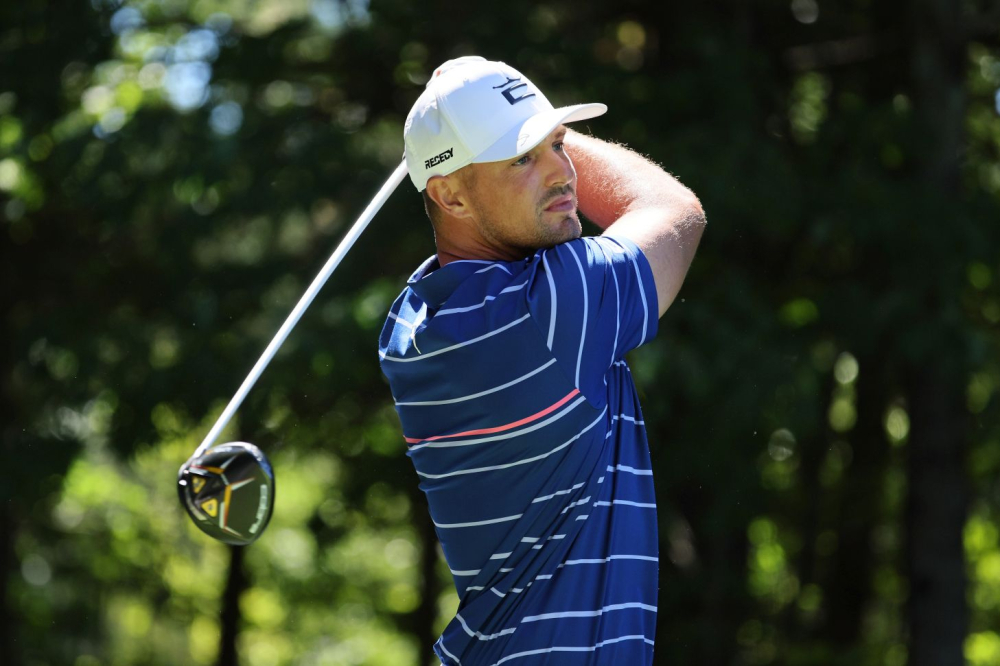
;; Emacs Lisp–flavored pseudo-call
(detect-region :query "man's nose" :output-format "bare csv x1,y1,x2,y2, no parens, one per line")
543,147,575,188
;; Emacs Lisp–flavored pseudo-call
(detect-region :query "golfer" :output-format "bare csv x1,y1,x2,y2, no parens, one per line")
379,56,705,665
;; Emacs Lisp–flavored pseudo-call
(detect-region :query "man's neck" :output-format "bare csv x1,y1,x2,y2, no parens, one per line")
436,238,525,267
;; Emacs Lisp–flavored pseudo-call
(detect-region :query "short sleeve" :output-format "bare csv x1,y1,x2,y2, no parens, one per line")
524,235,659,404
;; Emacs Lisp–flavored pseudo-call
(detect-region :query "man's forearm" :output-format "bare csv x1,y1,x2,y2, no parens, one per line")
564,128,706,317
564,128,702,231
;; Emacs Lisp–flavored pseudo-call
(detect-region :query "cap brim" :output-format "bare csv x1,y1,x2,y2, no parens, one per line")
473,103,607,164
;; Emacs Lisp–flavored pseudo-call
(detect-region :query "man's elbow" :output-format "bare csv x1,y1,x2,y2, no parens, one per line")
656,182,705,235
676,195,707,246
681,189,706,227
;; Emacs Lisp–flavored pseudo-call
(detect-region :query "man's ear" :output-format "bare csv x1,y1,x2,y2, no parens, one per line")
426,173,474,221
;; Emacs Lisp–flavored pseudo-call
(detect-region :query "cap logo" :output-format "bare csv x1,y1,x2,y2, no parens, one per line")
425,147,454,170
492,76,536,106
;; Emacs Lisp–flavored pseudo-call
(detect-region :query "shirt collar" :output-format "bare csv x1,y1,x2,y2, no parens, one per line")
407,256,494,308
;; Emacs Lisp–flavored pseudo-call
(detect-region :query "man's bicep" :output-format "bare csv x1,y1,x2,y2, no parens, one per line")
603,203,705,318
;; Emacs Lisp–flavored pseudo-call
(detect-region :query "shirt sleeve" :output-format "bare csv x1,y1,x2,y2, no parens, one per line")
524,235,659,405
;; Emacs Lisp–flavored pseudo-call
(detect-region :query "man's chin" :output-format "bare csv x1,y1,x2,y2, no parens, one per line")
560,214,583,241
518,212,582,253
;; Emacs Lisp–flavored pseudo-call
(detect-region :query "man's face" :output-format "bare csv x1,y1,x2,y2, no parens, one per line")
459,126,580,257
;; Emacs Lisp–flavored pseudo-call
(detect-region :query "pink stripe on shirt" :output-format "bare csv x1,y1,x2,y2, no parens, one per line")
405,389,581,444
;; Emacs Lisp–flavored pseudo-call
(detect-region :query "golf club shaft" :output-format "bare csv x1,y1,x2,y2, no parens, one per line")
192,160,409,458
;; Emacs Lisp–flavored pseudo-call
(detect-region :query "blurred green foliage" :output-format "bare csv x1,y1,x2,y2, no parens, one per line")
1,0,999,665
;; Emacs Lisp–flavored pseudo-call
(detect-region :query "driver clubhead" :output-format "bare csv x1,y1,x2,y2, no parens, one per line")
177,442,275,546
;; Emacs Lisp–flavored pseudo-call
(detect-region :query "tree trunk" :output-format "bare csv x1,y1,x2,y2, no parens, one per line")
218,545,247,666
824,356,890,646
905,370,967,666
703,522,749,665
0,192,21,665
906,0,969,664
0,504,17,666
406,489,442,666
418,506,442,666
787,371,836,642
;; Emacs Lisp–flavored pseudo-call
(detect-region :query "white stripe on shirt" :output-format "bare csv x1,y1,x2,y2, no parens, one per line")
415,407,607,479
435,280,528,317
408,395,587,451
387,310,415,329
521,535,564,544
436,638,462,665
542,252,557,350
598,241,621,369
396,359,556,406
434,513,523,529
487,634,654,666
455,613,517,641
528,550,662,589
559,554,659,566
453,605,656,656
531,482,586,504
381,313,530,363
520,601,657,623
606,464,653,476
593,500,656,508
612,413,645,426
567,243,588,388
475,263,512,275
630,253,650,344
560,496,591,514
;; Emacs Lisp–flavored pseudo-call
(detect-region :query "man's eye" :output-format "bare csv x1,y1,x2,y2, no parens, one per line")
554,141,564,151
512,155,530,166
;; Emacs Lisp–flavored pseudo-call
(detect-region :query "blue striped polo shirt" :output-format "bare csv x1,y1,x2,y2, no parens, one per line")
378,234,660,666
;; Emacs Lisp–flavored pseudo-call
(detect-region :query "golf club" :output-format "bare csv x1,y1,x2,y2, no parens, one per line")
178,159,409,545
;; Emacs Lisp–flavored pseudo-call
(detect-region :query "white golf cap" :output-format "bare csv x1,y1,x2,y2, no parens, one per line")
403,56,607,191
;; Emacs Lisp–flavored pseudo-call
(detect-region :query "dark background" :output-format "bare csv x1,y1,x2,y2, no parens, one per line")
2,0,999,664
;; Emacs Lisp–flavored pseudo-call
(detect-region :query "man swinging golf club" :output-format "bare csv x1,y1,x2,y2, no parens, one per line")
379,56,706,665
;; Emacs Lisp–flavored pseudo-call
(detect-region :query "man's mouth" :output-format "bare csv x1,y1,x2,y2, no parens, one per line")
544,195,575,213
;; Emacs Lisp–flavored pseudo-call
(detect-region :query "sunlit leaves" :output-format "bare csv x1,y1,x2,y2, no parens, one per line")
760,428,798,491
748,518,800,613
968,371,996,414
968,513,1000,614
36,402,424,664
4,0,1000,664
828,353,858,433
0,115,23,148
967,632,1000,666
352,279,398,330
0,155,43,207
883,405,909,445
789,72,830,145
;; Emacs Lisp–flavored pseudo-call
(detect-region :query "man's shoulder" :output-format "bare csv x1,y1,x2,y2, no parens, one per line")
531,235,645,269
521,236,649,296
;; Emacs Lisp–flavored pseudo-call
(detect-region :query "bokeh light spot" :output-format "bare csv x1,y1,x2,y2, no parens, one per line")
110,6,144,35
21,554,52,586
834,352,859,384
164,62,212,111
790,0,819,24
210,101,243,135
884,406,910,444
175,29,220,63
